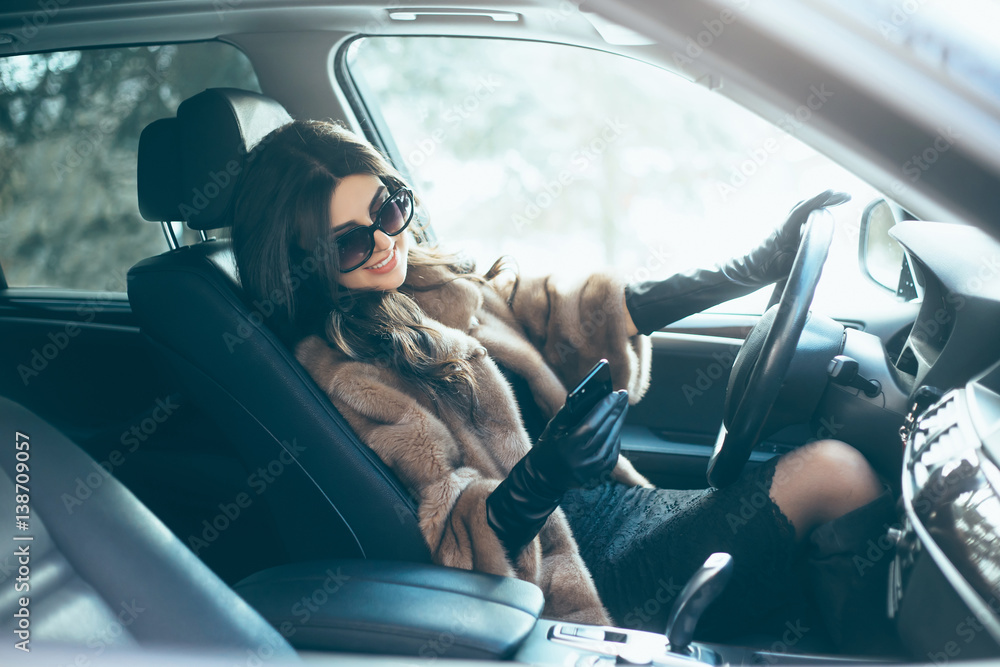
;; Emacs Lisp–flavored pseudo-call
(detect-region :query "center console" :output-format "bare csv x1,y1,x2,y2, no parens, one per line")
233,559,543,659
515,620,878,667
235,555,885,666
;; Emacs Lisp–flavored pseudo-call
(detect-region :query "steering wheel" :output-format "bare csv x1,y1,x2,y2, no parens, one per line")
706,208,836,488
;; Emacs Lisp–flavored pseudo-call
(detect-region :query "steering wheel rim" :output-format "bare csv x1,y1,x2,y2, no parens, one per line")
706,208,836,488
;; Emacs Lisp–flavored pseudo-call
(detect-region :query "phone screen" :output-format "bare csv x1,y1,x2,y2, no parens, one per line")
564,359,613,423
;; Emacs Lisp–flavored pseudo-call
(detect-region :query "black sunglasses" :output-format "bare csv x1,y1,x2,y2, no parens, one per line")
335,186,414,273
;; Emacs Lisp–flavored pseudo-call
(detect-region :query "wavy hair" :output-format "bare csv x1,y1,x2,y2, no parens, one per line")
229,119,512,412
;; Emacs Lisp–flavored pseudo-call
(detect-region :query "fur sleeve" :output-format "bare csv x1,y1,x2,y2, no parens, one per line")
503,272,652,404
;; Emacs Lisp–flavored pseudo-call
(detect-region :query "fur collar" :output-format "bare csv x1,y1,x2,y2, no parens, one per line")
401,262,486,333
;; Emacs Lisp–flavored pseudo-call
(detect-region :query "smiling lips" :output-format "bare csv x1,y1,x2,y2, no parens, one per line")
364,246,398,274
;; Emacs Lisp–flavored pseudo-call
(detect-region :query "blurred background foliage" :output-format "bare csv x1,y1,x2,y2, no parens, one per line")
0,43,259,290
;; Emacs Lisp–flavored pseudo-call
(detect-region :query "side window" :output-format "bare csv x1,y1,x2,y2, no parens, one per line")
0,42,260,290
345,37,889,316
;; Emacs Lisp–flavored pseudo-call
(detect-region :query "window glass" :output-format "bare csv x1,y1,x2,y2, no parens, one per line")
0,42,260,290
818,0,1000,109
347,37,891,316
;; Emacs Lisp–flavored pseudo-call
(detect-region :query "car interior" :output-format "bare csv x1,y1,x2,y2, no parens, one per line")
3,1,1000,666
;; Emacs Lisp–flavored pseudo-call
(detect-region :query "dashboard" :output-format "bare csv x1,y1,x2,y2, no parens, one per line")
870,220,1000,658
894,369,1000,659
890,221,1000,391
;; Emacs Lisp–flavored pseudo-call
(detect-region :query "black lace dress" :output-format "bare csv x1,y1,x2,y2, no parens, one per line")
559,455,805,641
498,364,807,641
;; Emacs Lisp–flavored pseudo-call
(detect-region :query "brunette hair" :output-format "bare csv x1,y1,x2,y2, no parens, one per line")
229,119,510,411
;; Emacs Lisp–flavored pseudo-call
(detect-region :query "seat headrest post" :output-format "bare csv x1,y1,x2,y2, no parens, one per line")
161,220,180,250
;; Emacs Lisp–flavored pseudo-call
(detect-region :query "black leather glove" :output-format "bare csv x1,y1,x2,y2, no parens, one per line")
624,190,851,335
486,390,628,560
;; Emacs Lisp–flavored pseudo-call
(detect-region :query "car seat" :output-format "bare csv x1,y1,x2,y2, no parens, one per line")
127,88,430,565
0,395,297,659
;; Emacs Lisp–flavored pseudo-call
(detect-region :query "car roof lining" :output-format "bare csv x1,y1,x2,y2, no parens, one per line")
0,1,623,54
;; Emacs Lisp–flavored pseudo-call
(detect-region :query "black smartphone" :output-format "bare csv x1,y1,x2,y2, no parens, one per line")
564,359,613,424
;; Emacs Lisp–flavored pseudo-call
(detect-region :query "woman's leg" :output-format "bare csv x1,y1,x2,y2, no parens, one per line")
769,439,901,654
768,439,884,539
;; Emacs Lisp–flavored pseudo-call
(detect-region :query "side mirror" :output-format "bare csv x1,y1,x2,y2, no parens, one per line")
858,198,918,300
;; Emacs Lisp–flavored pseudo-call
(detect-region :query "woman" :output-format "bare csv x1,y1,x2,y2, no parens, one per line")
230,120,896,652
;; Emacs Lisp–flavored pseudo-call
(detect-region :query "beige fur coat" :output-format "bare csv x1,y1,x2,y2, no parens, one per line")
294,263,653,624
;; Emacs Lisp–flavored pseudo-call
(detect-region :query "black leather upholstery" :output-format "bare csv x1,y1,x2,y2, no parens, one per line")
0,395,297,657
137,88,292,229
137,117,182,223
127,240,431,563
234,559,545,658
129,88,431,565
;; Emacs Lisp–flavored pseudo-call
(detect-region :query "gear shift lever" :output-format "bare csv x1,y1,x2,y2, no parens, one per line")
665,552,734,654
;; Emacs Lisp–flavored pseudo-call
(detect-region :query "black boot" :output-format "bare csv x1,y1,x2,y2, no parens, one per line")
806,487,904,656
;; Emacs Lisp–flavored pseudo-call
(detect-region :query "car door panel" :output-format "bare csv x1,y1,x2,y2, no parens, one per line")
621,313,874,488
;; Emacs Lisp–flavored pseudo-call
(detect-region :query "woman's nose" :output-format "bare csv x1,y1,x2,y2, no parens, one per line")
372,228,393,250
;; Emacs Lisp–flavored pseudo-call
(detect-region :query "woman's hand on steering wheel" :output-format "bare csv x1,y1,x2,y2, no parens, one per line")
724,189,852,287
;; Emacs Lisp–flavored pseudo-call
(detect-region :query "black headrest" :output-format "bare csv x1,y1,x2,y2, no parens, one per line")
137,88,292,230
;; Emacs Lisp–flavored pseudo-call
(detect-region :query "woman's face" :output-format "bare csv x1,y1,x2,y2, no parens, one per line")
329,173,409,291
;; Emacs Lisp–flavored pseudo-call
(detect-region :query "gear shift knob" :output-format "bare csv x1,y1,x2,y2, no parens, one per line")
665,552,734,653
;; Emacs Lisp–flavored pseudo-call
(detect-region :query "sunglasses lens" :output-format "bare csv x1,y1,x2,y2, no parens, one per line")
335,189,413,272
337,228,372,271
378,191,412,235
